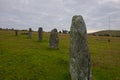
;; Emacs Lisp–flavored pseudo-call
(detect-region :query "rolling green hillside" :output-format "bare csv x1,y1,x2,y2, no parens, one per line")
91,30,120,37
0,29,120,80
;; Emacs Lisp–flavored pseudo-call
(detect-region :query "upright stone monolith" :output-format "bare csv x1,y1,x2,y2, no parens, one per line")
15,30,18,36
28,28,32,39
70,15,92,80
38,27,43,41
49,28,59,49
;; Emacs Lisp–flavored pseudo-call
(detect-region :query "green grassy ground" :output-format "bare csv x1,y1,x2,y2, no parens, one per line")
0,30,120,80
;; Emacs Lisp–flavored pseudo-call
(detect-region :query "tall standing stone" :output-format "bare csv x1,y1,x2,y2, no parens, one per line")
49,28,59,49
70,15,92,80
28,28,32,39
38,27,43,41
15,30,18,36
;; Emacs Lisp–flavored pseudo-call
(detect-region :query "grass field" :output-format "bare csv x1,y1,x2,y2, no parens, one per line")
0,30,120,80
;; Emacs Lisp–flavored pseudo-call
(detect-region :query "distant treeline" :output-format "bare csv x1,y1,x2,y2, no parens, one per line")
0,28,70,34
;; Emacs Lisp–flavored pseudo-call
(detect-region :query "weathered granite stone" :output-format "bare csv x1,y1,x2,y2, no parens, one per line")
49,28,59,49
15,30,18,36
70,15,92,80
28,28,32,38
38,27,43,41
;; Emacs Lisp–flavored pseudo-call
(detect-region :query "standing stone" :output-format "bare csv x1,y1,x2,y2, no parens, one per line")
38,27,43,41
70,15,92,80
15,30,18,36
49,28,59,49
28,28,32,39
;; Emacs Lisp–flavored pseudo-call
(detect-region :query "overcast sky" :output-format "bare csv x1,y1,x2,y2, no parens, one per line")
0,0,120,33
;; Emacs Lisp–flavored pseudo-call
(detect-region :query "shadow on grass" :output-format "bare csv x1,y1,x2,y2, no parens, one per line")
46,47,59,51
63,72,71,80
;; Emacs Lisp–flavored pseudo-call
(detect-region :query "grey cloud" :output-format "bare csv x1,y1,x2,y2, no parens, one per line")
0,0,120,32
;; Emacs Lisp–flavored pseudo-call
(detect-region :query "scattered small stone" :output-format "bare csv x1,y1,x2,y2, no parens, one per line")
49,28,59,49
28,28,32,39
15,30,18,36
38,27,43,41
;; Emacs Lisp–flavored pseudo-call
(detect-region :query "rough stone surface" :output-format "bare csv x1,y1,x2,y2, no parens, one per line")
38,27,43,41
70,15,92,80
49,28,59,49
28,28,32,38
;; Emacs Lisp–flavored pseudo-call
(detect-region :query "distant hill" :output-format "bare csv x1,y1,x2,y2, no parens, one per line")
90,30,120,37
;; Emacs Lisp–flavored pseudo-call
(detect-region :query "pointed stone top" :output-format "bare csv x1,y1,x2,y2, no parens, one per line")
71,15,86,34
38,27,43,31
51,28,57,32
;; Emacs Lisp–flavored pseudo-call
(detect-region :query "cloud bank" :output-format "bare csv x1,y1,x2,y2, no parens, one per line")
0,0,120,32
